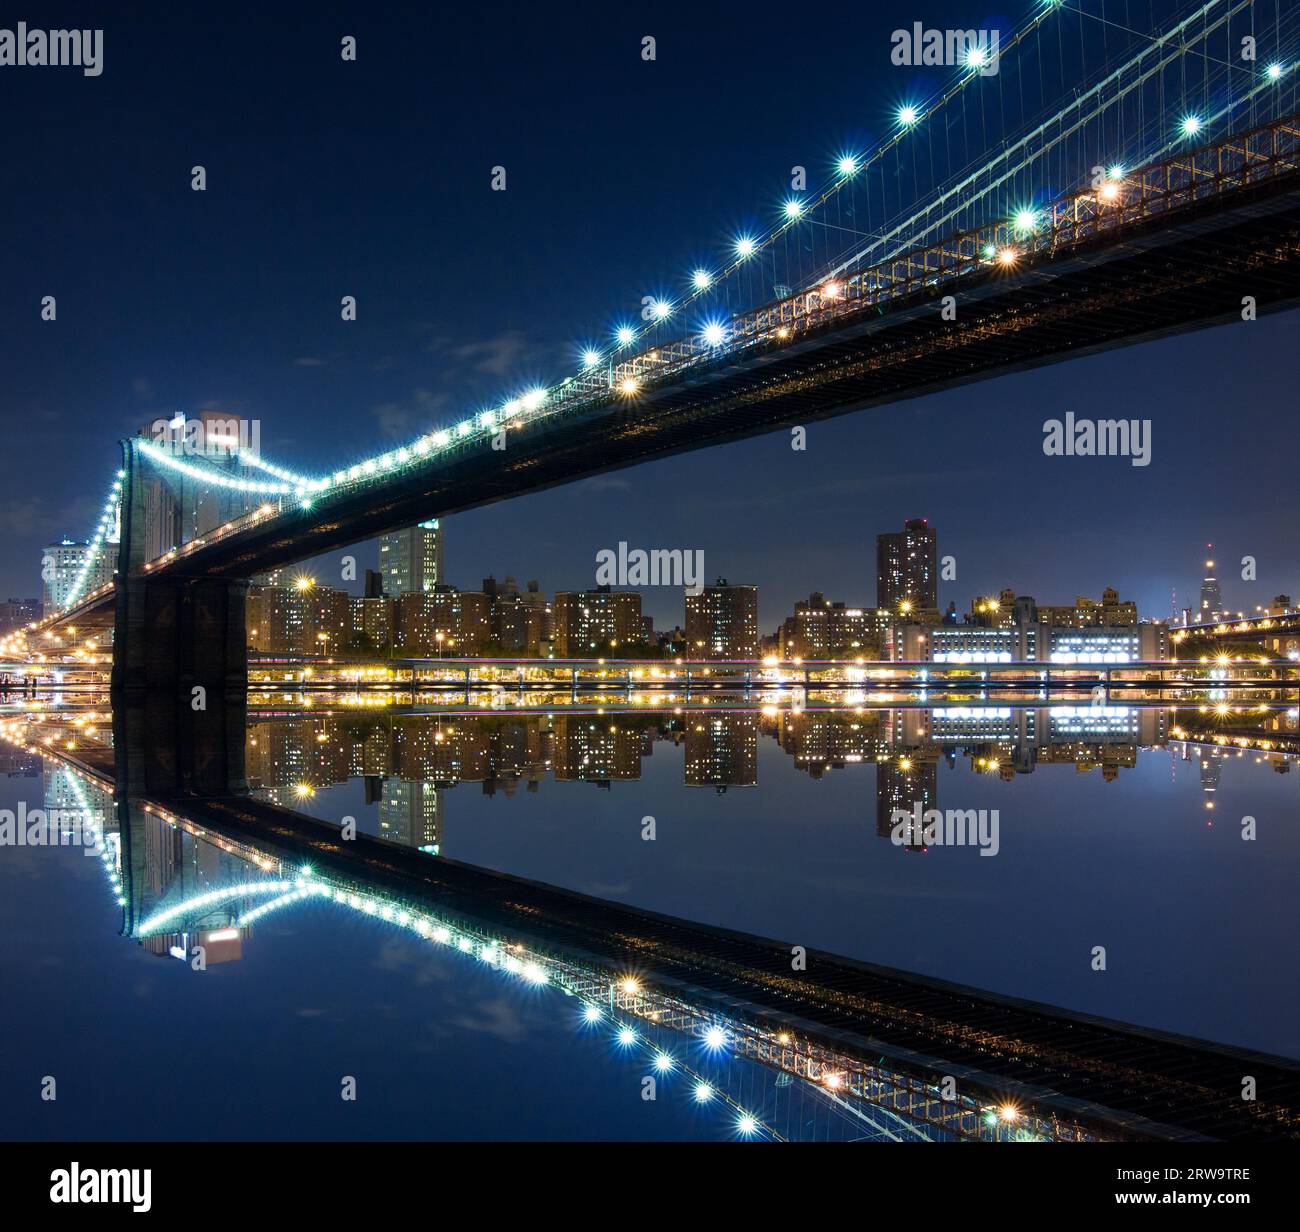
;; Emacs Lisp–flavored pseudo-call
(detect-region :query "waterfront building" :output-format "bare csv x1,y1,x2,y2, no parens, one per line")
552,586,643,655
685,578,758,659
777,592,887,659
394,585,490,656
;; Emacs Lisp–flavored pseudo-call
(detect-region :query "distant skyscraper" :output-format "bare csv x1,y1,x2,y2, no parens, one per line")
685,578,758,659
41,540,114,611
379,520,444,595
876,518,937,612
1199,547,1222,621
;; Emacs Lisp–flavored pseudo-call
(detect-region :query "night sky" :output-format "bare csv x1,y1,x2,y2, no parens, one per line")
3,0,1297,631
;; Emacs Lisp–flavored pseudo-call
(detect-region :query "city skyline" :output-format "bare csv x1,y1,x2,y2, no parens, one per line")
14,508,1282,642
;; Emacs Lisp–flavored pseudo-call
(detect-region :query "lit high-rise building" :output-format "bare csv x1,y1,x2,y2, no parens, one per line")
777,592,887,659
685,578,758,659
379,521,444,595
42,540,115,611
483,575,526,651
393,585,489,655
552,586,642,656
1199,548,1222,621
246,577,349,654
876,518,937,614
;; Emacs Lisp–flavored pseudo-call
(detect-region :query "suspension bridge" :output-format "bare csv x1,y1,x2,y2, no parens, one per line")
25,0,1300,696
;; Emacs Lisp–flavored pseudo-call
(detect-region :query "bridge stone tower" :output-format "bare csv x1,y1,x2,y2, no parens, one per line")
111,437,250,696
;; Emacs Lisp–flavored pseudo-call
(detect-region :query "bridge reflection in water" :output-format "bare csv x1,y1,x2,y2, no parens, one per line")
7,696,1300,1144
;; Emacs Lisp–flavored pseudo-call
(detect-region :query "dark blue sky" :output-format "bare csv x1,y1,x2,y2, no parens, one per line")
2,0,1297,630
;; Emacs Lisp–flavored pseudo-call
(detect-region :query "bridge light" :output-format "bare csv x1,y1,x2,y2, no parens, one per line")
522,388,547,410
1267,63,1284,81
619,377,640,396
897,104,920,126
1013,208,1039,233
1180,115,1203,137
691,268,713,291
654,1052,673,1072
837,154,859,176
998,247,1018,265
650,299,672,320
693,1082,714,1103
703,1026,727,1050
701,322,726,347
478,411,494,428
734,235,757,259
999,1103,1019,1123
456,420,472,437
582,348,601,369
1099,182,1119,202
783,198,803,220
620,977,640,994
737,1114,758,1136
964,46,989,70
617,1027,637,1046
583,1004,602,1024
616,325,635,346
524,962,547,984
433,430,450,447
